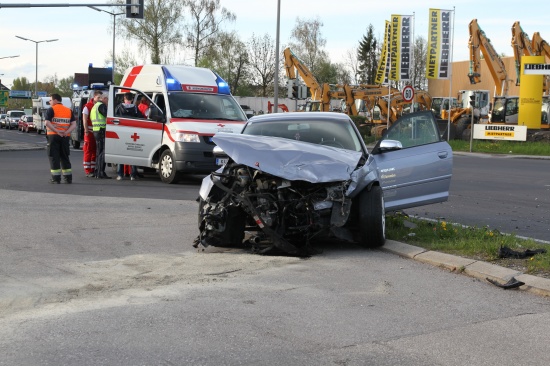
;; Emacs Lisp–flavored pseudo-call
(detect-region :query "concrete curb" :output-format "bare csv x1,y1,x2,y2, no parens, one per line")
382,240,550,297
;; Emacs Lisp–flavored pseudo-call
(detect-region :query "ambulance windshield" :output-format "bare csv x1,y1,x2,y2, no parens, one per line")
168,93,247,121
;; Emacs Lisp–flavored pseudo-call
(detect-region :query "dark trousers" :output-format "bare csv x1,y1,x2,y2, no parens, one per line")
47,134,72,182
93,129,106,177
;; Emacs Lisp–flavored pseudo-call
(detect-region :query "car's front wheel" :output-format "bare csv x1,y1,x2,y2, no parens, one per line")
159,149,181,184
357,185,385,248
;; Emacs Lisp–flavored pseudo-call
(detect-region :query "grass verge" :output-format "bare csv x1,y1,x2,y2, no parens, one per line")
448,139,550,156
386,213,550,279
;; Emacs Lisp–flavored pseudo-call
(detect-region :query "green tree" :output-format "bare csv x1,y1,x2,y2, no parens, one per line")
56,76,75,97
118,0,184,64
411,35,428,90
288,17,328,79
357,24,378,84
247,33,276,97
183,0,236,66
198,31,248,95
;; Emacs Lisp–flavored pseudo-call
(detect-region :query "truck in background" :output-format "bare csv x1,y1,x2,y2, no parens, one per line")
105,64,248,184
70,66,112,149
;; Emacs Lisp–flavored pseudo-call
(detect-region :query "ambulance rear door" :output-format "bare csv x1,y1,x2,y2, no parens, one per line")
105,85,165,167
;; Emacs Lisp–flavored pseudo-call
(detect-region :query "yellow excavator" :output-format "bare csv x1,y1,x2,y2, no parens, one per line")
284,47,433,136
443,19,511,139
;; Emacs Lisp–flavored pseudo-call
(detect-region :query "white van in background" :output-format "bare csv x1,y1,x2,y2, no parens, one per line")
32,96,72,134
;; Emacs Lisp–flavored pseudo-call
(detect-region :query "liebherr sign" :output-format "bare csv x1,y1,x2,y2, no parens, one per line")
524,64,550,75
426,8,452,79
473,124,527,141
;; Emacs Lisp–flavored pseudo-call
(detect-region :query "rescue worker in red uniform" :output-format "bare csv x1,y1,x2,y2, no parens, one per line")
45,93,76,184
82,90,102,177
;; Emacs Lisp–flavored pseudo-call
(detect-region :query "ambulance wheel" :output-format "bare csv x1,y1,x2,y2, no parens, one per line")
71,139,80,149
159,149,181,184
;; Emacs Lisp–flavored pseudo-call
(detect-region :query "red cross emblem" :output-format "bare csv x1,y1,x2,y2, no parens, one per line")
131,133,140,142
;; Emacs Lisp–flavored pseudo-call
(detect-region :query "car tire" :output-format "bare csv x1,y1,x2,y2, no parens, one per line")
159,149,181,184
71,139,80,149
357,185,385,248
455,116,470,140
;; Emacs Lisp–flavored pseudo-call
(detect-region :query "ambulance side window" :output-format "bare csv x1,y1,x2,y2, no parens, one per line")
154,95,166,115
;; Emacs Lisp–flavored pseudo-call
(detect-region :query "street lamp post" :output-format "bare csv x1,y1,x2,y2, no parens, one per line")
15,36,58,97
89,6,125,83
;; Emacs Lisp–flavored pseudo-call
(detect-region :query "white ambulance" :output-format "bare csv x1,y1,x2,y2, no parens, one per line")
105,65,248,183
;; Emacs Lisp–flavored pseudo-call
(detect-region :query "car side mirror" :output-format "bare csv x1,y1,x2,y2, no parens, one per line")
149,105,165,122
372,139,403,154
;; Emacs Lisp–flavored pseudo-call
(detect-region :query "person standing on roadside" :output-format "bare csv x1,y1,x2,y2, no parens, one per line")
45,93,76,184
91,95,111,179
82,90,102,177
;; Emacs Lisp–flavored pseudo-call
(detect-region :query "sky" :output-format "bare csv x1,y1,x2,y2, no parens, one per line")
1,0,548,90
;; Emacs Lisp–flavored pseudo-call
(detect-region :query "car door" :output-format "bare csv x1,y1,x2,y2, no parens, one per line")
105,86,164,167
371,111,453,212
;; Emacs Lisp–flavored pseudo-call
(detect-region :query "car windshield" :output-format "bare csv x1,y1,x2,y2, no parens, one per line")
11,112,24,118
242,118,364,152
167,92,247,121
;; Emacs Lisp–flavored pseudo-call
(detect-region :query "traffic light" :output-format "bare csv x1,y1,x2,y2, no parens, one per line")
286,80,294,99
469,94,476,107
298,85,308,99
292,83,299,99
126,0,144,19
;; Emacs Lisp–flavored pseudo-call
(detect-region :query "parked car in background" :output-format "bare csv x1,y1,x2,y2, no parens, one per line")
18,115,35,133
0,114,7,128
5,110,25,130
240,105,254,119
196,111,453,256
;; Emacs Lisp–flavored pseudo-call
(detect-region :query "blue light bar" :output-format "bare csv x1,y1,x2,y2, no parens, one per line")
162,67,183,91
213,72,231,94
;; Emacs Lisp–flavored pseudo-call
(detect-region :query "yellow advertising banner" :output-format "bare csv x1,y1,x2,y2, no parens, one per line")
426,8,452,79
375,21,391,85
390,15,412,81
519,55,544,129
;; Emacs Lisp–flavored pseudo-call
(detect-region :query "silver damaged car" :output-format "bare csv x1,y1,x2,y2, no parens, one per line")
195,111,452,256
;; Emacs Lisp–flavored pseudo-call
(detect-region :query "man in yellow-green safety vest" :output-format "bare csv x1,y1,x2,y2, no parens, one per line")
91,95,111,179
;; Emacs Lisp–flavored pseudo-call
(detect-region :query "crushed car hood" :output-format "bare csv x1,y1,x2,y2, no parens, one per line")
213,132,363,183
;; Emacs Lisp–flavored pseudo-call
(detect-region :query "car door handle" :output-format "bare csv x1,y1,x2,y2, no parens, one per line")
438,151,448,159
112,119,120,125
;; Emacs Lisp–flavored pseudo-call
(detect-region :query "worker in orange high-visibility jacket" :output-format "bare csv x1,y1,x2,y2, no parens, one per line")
45,93,76,184
82,90,102,177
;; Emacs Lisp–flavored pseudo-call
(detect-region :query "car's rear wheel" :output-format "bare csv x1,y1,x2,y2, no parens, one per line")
71,139,80,149
357,185,385,248
159,149,181,184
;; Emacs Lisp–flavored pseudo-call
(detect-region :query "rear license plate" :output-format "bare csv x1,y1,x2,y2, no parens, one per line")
216,158,228,166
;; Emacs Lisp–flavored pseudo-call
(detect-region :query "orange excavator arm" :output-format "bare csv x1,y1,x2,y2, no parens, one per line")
468,19,511,96
283,47,323,101
511,21,535,86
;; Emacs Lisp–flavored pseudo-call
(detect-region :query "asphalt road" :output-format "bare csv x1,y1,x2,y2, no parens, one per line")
1,128,550,365
2,126,549,242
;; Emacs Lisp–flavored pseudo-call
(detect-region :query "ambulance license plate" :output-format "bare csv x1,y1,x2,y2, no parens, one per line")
216,158,228,166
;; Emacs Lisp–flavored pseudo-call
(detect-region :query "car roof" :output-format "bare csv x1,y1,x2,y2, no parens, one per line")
247,111,352,124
